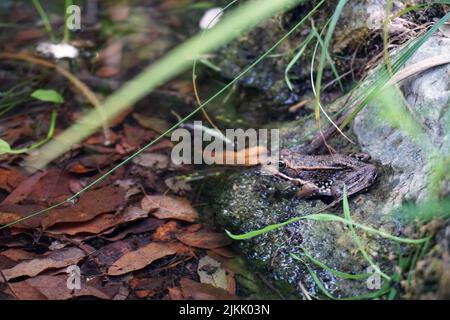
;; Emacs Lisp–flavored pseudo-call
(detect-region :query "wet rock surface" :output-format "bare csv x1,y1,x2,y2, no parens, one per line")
203,35,450,298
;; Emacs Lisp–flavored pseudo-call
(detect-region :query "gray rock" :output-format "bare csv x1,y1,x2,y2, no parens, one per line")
353,35,450,207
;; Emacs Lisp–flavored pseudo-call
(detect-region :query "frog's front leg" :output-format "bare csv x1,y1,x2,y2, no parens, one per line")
275,171,321,198
296,182,322,198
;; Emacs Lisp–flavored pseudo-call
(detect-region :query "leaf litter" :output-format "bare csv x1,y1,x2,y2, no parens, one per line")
0,114,237,300
0,1,244,301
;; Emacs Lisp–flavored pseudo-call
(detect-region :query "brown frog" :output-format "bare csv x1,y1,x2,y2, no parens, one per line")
275,149,377,203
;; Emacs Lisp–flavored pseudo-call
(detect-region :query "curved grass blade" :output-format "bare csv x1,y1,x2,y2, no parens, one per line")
342,188,391,281
291,251,370,280
227,212,428,244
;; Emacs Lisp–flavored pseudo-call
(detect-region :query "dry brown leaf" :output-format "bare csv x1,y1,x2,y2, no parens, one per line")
0,249,36,262
132,113,170,133
122,124,156,149
1,170,46,205
129,276,168,299
41,185,125,229
108,242,185,276
0,167,25,192
209,247,234,258
0,204,46,229
2,168,72,205
102,218,163,241
167,287,184,300
141,195,198,222
0,255,17,269
10,275,110,300
132,153,170,170
7,281,48,300
47,214,119,236
179,278,238,300
90,238,138,268
47,205,150,236
176,231,232,249
152,220,179,241
67,154,118,173
2,247,85,280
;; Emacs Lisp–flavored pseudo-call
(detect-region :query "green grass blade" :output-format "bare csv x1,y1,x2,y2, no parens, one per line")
291,251,370,280
342,188,391,281
31,0,55,41
313,0,347,124
227,211,428,244
284,32,315,91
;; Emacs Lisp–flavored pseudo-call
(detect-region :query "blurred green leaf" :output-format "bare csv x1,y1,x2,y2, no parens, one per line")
31,89,64,104
0,139,12,155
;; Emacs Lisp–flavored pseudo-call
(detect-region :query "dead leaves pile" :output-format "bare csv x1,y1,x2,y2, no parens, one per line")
0,116,237,301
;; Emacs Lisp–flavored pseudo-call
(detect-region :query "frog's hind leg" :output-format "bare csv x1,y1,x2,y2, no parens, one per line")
333,164,377,198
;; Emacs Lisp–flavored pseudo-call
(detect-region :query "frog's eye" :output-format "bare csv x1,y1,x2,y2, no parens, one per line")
278,160,286,170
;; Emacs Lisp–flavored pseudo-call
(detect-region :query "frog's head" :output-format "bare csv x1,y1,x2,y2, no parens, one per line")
275,149,298,180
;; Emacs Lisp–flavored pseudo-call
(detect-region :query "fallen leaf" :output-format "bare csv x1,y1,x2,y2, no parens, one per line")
146,139,173,152
141,195,198,222
152,220,179,241
41,185,125,229
66,154,117,173
167,287,184,300
2,168,72,205
0,249,36,262
47,214,119,236
132,153,170,170
10,275,110,300
227,272,236,295
47,205,150,236
2,247,85,280
129,276,169,299
96,40,123,78
7,281,47,300
102,218,163,242
132,113,170,133
0,204,46,228
122,124,156,148
0,167,25,192
164,176,192,194
1,170,46,205
209,247,234,258
91,238,142,268
197,256,228,290
0,255,17,269
108,242,186,276
179,278,238,300
176,231,231,249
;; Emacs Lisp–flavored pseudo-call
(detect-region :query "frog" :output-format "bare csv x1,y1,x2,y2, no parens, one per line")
275,149,377,203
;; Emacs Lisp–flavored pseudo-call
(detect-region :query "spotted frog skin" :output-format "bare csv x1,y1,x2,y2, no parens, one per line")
276,149,377,201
